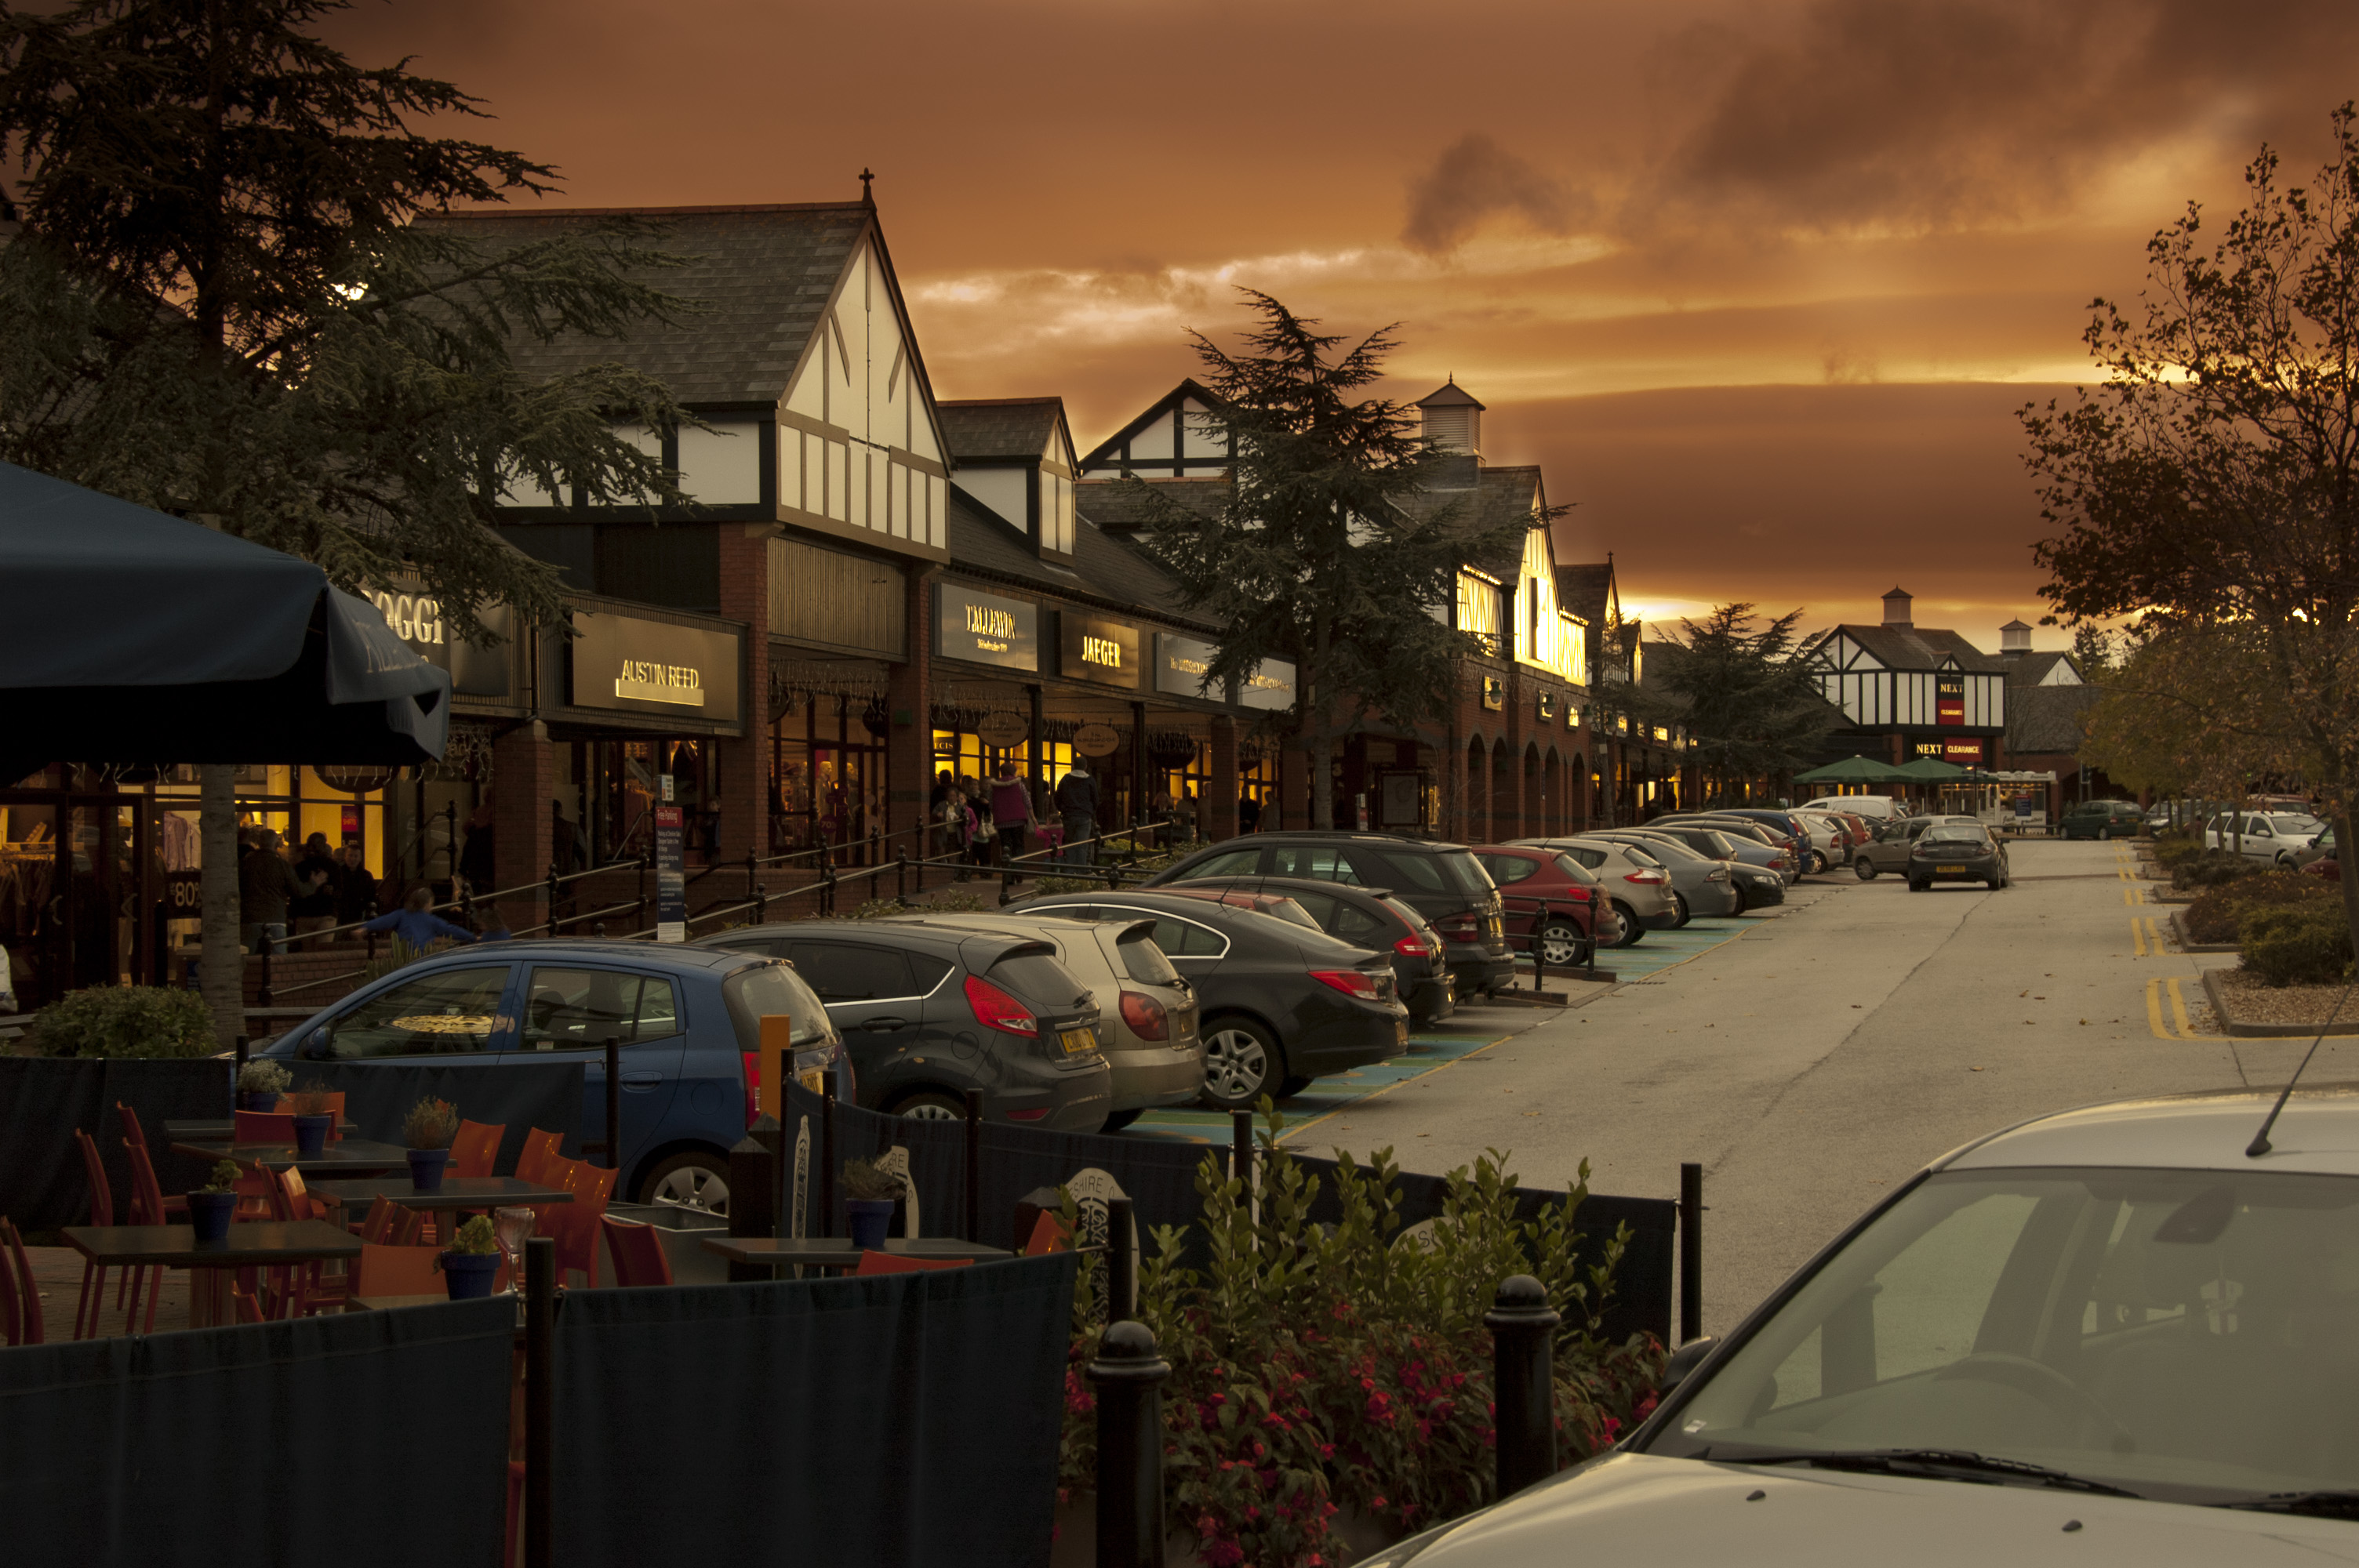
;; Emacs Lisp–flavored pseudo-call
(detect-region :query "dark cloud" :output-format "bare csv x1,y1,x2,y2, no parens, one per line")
1401,132,1583,254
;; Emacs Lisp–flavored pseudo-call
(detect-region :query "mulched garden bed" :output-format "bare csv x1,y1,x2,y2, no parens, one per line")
2205,967,2359,1033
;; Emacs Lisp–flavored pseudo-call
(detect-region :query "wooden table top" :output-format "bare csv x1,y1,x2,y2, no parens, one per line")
307,1176,572,1210
63,1220,364,1267
169,1138,409,1174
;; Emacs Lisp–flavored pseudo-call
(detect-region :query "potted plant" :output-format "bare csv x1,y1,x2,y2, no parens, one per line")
187,1160,242,1243
402,1096,460,1191
284,1084,336,1156
440,1214,503,1299
236,1058,289,1112
841,1156,903,1250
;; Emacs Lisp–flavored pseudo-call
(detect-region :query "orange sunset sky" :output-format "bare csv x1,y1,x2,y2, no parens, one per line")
328,0,2359,649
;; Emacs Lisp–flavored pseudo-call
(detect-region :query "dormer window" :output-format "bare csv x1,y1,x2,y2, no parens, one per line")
938,397,1080,562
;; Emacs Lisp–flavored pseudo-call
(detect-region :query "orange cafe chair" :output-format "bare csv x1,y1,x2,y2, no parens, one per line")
515,1128,565,1187
450,1120,505,1180
854,1250,972,1277
233,1109,296,1145
349,1243,445,1301
600,1217,674,1287
543,1160,618,1287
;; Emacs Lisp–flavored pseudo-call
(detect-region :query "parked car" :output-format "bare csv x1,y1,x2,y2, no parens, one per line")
1716,808,1827,873
1497,838,1678,946
1162,875,1459,1023
2060,798,2146,840
1351,1089,2359,1567
1787,810,1852,873
1799,792,1902,820
1558,830,1741,921
691,920,1110,1130
267,938,847,1217
1907,822,2012,890
2295,828,2338,873
1661,815,1801,884
1638,822,1791,903
1147,833,1514,1000
2205,811,2328,867
1015,888,1409,1109
878,913,1204,1131
1851,816,1939,879
1464,845,1613,966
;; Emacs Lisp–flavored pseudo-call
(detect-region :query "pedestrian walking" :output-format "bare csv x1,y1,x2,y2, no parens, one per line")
1238,791,1262,833
362,886,480,949
289,833,340,947
334,844,378,931
552,798,590,877
238,829,308,953
1055,760,1099,867
988,761,1034,862
457,797,496,894
1172,788,1200,844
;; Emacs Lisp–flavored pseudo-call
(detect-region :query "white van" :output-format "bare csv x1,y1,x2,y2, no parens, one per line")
1802,793,1901,820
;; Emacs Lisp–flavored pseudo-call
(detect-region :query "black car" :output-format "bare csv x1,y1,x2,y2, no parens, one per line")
1908,822,2012,891
1013,888,1410,1110
691,920,1111,1129
1161,873,1456,1024
1147,833,1514,1000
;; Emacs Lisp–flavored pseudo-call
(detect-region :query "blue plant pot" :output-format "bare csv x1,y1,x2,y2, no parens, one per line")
846,1198,895,1250
441,1250,501,1299
408,1148,450,1192
187,1189,237,1243
291,1114,332,1156
242,1091,281,1113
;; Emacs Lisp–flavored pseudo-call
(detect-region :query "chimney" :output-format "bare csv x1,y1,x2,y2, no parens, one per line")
1881,587,1913,631
1999,617,2032,657
1416,377,1485,489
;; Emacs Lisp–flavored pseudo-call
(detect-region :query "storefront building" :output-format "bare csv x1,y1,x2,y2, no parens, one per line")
1798,589,2010,777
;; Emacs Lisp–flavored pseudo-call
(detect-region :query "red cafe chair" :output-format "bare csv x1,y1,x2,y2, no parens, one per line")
853,1250,972,1277
599,1217,674,1287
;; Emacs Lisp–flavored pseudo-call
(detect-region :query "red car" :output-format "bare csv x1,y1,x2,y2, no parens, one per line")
1468,846,1616,967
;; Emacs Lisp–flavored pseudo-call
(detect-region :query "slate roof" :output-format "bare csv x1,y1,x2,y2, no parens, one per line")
1818,623,2008,673
2005,650,2082,687
416,204,871,405
2008,683,2101,755
1415,379,1485,411
1555,563,1616,632
939,398,1063,463
1076,477,1230,532
946,483,1210,631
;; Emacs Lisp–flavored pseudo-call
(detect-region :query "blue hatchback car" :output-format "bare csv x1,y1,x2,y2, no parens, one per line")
261,938,844,1218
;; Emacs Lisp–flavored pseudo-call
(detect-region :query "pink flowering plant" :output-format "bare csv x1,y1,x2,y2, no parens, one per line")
1059,1109,1665,1566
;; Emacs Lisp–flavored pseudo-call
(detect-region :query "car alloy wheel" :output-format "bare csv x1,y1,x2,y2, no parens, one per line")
1201,1017,1279,1109
896,1092,965,1121
1808,851,1828,874
1672,893,1692,928
1538,920,1587,966
640,1152,731,1218
1855,860,1877,881
1609,899,1645,947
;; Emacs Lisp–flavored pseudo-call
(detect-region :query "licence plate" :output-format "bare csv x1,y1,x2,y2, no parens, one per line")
1935,865,1971,876
1395,1020,1409,1047
1059,1027,1097,1057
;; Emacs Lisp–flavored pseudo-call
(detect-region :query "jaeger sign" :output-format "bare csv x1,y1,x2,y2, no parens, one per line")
1059,612,1140,690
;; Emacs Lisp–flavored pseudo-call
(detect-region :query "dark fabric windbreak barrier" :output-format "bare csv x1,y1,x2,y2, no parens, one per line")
554,1254,1078,1568
779,1086,1674,1344
293,1059,583,1175
0,1057,231,1229
0,1298,514,1567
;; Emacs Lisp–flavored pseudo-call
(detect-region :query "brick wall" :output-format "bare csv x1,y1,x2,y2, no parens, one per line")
493,723,554,934
714,526,771,863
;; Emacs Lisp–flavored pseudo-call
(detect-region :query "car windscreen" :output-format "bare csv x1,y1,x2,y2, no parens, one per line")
1376,895,1438,937
2269,815,2321,835
721,962,833,1051
1113,926,1183,985
1651,1165,2359,1504
1619,844,1665,869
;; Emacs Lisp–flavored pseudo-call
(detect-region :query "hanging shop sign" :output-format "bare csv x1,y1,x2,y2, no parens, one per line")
936,585,1038,671
655,805,685,942
1936,673,1965,727
373,590,513,697
1072,721,1123,758
976,711,1030,748
569,610,742,722
1240,658,1296,712
1060,613,1141,690
1154,633,1219,699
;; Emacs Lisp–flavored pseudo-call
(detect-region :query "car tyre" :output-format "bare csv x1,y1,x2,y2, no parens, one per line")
1608,899,1646,947
1100,1109,1143,1133
1200,1015,1284,1109
1537,919,1587,967
1672,893,1692,928
638,1151,731,1218
1808,850,1828,874
1908,879,1928,892
892,1090,967,1120
1855,860,1877,881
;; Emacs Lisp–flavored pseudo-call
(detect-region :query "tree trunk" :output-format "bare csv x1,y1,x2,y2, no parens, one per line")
2335,806,2359,979
198,763,244,1051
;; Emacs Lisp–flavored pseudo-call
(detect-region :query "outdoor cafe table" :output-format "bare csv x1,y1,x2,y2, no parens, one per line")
169,1138,409,1176
698,1236,1013,1273
306,1176,570,1243
63,1220,361,1327
162,1118,358,1142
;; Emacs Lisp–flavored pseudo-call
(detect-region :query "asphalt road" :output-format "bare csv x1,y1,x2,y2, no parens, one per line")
1281,837,2354,1337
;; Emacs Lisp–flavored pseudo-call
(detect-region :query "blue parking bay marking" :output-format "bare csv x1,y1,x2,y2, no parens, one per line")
1569,915,1765,981
1126,1025,1512,1145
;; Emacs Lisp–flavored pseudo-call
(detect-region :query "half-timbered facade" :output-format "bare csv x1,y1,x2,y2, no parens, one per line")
1800,589,2009,767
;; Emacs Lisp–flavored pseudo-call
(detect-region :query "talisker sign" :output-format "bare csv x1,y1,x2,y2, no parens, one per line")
936,586,1038,671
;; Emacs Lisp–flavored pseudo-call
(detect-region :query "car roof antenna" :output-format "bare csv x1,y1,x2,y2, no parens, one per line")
2248,982,2354,1156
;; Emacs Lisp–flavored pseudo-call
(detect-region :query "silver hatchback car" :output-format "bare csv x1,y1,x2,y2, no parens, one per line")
1514,836,1682,945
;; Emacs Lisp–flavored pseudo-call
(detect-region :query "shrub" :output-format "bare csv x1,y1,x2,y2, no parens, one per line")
37,985,216,1058
2185,870,2335,944
1058,1121,1663,1566
2241,903,2353,987
2152,829,2205,869
402,1096,459,1150
237,1058,291,1094
2174,851,2259,891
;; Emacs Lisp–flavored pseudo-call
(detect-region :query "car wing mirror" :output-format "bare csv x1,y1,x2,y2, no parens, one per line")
303,1025,329,1058
1658,1334,1718,1397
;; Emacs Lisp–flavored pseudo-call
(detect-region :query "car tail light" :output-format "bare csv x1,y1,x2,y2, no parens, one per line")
741,1050,760,1128
1394,933,1438,959
964,974,1038,1036
1118,989,1169,1040
1436,912,1480,940
1623,870,1667,885
1007,1107,1049,1121
1706,866,1729,880
1770,855,1790,869
1310,968,1383,1002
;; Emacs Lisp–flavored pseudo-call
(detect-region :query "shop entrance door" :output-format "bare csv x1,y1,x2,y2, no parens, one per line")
0,793,145,1007
812,743,887,864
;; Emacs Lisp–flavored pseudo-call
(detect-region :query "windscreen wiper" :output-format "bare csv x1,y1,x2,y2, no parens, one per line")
2211,1490,2359,1518
1712,1446,2143,1498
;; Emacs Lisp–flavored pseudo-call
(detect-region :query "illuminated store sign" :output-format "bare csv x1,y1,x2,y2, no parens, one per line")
1059,613,1140,690
936,586,1038,671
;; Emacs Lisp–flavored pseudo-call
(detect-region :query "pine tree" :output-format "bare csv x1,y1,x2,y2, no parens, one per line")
1638,604,1835,807
0,0,698,1043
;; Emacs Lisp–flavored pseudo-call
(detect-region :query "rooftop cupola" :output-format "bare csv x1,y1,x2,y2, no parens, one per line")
1416,377,1485,457
2000,617,2032,656
1881,586,1914,631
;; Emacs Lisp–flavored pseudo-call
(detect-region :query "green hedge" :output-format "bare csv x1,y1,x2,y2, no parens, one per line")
36,985,217,1058
2173,851,2259,891
2241,904,2354,988
2186,870,2336,945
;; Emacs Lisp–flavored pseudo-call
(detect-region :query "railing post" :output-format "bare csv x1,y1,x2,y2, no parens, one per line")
753,870,769,926
819,1078,837,1238
1679,1162,1703,1344
729,1116,780,1283
525,1234,554,1568
1485,1275,1561,1500
547,861,562,937
602,1035,622,1171
256,934,274,1008
964,1087,983,1243
231,1034,248,1112
897,846,909,905
1088,1320,1171,1568
637,849,650,931
1230,1109,1252,1191
1106,1196,1135,1321
822,860,838,916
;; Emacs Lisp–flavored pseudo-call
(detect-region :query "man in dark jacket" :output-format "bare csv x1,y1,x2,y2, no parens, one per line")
289,833,340,946
1053,761,1098,866
334,845,379,931
238,829,313,953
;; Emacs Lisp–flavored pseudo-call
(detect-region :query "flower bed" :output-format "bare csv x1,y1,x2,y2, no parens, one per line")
1059,1133,1663,1567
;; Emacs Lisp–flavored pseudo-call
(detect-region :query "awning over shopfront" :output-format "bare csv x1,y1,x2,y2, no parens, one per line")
1794,754,1908,785
0,462,452,775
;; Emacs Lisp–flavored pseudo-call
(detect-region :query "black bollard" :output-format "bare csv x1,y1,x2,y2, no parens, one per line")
1485,1275,1561,1500
729,1117,780,1283
602,1034,623,1171
1679,1162,1703,1344
1230,1109,1252,1191
525,1236,555,1568
964,1087,983,1242
1107,1196,1136,1321
1089,1320,1172,1568
820,1079,837,1239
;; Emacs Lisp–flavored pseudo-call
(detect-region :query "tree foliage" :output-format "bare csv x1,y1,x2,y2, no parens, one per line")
2023,103,2359,942
1129,292,1530,829
2077,625,2298,803
1634,604,1834,805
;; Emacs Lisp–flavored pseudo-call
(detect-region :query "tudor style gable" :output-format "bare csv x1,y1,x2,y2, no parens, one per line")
939,397,1079,561
1078,379,1231,478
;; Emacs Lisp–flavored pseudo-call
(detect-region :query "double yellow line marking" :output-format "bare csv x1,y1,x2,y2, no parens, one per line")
2128,916,2166,956
2146,977,2205,1040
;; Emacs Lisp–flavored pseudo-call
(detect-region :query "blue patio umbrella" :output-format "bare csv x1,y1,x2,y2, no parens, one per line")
0,462,450,775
